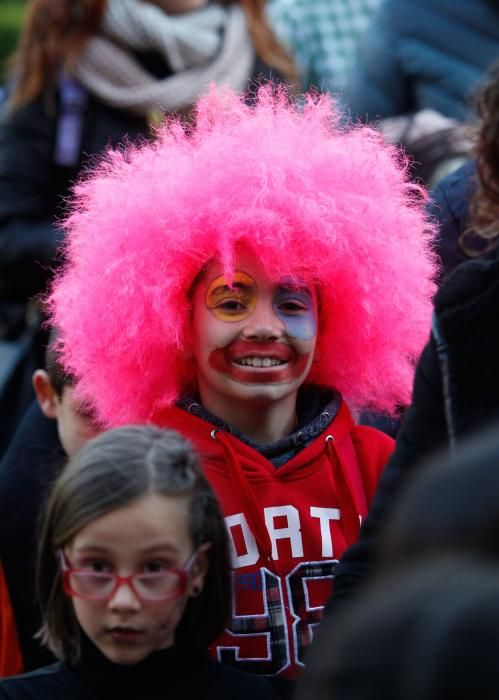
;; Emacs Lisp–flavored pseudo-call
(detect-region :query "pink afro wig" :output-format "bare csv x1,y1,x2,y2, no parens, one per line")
49,85,437,426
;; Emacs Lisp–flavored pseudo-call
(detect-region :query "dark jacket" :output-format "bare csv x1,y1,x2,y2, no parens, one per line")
330,242,499,606
343,0,499,121
0,634,279,700
0,90,151,302
0,401,63,671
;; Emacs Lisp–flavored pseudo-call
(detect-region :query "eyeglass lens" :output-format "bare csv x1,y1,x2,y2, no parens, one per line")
69,571,183,599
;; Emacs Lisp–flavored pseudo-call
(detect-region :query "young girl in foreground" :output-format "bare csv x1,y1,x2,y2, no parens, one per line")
0,425,277,699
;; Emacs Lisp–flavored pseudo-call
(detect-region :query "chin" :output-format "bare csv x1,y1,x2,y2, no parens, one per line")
225,380,299,405
104,647,150,666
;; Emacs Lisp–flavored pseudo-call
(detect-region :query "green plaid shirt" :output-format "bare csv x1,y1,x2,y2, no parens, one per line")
268,0,380,93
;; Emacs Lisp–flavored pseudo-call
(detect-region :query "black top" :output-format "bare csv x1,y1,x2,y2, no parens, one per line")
0,633,278,700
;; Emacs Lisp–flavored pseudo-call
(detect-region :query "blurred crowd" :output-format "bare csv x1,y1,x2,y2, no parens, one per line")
1,1,499,699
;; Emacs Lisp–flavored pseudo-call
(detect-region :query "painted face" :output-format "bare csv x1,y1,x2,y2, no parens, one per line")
191,255,318,415
65,493,207,665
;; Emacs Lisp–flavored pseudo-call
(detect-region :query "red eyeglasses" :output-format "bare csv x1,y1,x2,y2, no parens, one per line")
58,550,197,602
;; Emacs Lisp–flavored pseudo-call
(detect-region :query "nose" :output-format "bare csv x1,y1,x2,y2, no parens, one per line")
241,298,284,341
107,581,141,612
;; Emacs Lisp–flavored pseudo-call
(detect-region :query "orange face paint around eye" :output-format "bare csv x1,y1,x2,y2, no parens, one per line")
205,271,257,322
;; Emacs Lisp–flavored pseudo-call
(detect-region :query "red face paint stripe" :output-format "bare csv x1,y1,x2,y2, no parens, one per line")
209,347,311,384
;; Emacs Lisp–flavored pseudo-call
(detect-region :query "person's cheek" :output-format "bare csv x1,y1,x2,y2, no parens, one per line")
275,310,317,341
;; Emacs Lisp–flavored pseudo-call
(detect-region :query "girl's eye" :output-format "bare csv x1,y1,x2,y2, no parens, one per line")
143,560,171,574
217,299,246,312
78,560,111,573
278,300,307,314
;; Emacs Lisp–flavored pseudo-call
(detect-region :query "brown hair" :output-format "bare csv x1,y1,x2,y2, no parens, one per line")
8,0,106,109
8,0,297,110
236,0,298,85
37,424,231,662
465,63,499,252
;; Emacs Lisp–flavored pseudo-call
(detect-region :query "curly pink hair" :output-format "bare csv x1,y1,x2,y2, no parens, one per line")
49,86,437,425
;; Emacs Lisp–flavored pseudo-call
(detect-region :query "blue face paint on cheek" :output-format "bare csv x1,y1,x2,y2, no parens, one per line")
273,287,317,341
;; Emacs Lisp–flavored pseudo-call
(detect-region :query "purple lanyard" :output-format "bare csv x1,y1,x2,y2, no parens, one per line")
53,72,88,167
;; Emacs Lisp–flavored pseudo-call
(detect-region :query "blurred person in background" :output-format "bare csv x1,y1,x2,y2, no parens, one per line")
267,0,380,94
299,425,499,699
297,557,499,700
0,331,101,677
329,63,499,610
0,0,296,453
427,62,499,278
343,0,499,123
377,423,499,569
340,0,499,196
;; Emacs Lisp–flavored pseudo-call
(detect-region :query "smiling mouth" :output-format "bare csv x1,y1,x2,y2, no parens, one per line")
234,357,287,367
209,341,310,384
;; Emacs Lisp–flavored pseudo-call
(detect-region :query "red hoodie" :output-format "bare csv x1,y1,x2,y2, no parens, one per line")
154,400,393,679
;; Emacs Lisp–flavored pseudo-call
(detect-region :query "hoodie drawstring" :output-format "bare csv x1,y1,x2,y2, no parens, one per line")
211,430,274,564
211,429,362,559
325,435,361,547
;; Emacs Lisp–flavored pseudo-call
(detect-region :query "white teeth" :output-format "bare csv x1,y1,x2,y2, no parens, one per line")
236,357,286,367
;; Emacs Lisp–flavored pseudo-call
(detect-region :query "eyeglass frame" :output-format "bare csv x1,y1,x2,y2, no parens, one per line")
57,549,198,602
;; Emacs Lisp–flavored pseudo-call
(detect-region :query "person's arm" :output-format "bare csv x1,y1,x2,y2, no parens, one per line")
328,333,448,609
427,159,476,280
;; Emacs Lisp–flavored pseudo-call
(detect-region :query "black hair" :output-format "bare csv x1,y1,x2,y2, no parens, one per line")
45,327,74,398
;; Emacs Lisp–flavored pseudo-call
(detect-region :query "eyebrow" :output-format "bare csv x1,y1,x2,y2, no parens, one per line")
276,285,313,297
72,544,180,555
211,282,254,294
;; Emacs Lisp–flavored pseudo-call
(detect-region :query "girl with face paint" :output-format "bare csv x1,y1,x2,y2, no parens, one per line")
191,256,319,443
49,87,437,686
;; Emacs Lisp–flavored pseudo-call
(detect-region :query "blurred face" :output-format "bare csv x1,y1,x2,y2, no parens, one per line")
191,253,318,415
33,371,101,457
65,493,208,665
144,0,209,14
55,387,101,457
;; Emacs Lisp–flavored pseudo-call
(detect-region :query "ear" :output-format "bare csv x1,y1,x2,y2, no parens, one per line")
32,370,59,419
188,542,211,597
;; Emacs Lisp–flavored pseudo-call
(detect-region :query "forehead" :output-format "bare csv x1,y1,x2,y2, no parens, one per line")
197,252,314,294
69,493,192,552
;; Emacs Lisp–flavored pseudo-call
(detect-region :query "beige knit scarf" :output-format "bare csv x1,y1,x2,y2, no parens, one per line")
74,0,254,116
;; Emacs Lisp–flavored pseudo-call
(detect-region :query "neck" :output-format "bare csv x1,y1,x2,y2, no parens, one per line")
198,391,298,444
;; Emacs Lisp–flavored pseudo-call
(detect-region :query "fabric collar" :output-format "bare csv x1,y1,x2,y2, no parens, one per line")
68,631,209,699
178,385,342,467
